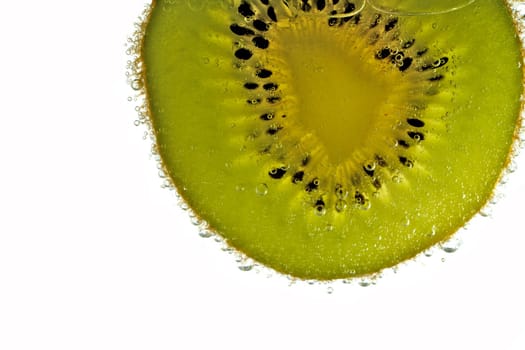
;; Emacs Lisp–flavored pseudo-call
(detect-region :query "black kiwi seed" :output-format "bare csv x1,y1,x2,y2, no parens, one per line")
398,57,413,72
384,18,398,32
341,2,356,24
263,83,278,91
267,6,278,22
433,57,449,67
335,184,345,196
260,113,274,121
235,48,253,60
402,39,415,49
416,48,429,56
253,19,270,31
252,36,270,49
292,171,305,183
420,56,449,70
429,75,444,81
256,69,273,78
315,198,326,212
398,140,410,148
269,167,287,179
260,145,272,154
300,0,312,12
399,156,414,167
375,48,391,59
244,82,259,90
259,113,274,121
302,155,311,166
375,155,388,167
407,118,425,127
354,191,366,205
408,131,425,141
230,24,255,36
266,125,283,135
305,178,320,192
238,1,255,18
370,14,381,28
363,165,375,177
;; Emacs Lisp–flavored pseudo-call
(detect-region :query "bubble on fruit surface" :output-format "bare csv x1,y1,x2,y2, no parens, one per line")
238,264,254,272
440,236,462,253
255,183,268,196
198,228,213,238
190,215,202,226
358,278,372,287
131,79,142,91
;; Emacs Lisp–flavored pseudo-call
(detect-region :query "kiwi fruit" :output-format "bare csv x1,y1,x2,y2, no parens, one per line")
137,0,523,280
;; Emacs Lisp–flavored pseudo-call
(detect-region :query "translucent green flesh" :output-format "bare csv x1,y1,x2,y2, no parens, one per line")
142,0,523,279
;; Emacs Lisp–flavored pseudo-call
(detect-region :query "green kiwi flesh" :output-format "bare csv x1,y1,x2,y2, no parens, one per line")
140,0,523,280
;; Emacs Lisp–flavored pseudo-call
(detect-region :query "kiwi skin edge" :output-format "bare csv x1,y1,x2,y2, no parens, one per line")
131,0,525,281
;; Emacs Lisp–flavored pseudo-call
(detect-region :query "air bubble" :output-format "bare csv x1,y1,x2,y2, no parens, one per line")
335,200,347,212
479,208,491,218
359,201,371,210
256,183,268,196
335,184,348,199
440,237,462,253
190,216,202,226
327,286,334,294
359,279,372,287
315,204,327,216
199,229,213,238
364,162,376,171
238,264,254,272
131,79,142,91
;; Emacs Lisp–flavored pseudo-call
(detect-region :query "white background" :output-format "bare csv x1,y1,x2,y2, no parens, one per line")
1,1,524,349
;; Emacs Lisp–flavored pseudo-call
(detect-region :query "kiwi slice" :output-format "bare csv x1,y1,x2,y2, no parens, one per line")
138,0,523,280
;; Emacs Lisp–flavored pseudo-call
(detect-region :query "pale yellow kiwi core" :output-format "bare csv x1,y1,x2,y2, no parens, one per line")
278,19,396,164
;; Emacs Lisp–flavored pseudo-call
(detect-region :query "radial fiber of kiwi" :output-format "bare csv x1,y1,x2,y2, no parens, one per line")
140,0,523,280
